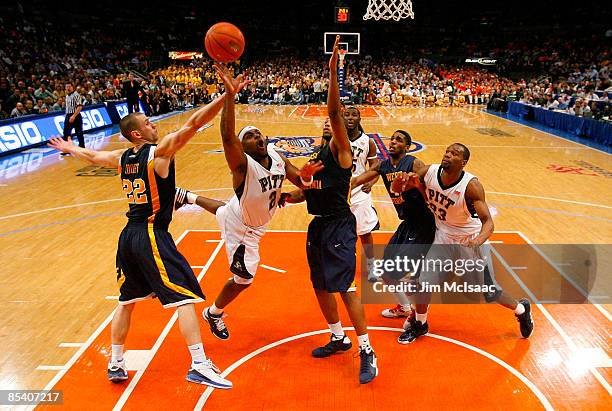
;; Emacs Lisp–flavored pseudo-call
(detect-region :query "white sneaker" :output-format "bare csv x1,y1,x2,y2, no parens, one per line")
381,304,414,319
186,359,232,389
107,359,128,382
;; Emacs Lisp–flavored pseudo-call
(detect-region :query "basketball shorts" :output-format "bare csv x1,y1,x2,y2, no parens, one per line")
350,194,380,236
307,212,357,293
417,230,502,302
381,219,436,281
116,224,205,308
216,202,265,281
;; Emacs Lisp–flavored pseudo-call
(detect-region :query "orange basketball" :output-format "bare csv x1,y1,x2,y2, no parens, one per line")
205,22,245,63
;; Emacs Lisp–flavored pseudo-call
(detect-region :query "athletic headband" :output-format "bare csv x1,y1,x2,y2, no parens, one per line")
238,125,260,142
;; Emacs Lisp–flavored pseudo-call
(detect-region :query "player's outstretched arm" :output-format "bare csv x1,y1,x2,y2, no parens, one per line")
48,137,124,167
351,162,381,188
278,189,305,207
155,92,227,159
464,178,494,247
215,64,251,186
327,36,352,169
279,153,324,189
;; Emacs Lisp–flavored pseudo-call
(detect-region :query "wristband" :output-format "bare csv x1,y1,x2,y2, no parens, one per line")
300,176,313,186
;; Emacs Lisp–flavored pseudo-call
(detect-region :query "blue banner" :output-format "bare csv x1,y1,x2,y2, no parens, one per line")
0,104,113,155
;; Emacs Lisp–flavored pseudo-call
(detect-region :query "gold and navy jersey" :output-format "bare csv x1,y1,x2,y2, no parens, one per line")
119,144,175,229
304,144,352,217
379,155,434,224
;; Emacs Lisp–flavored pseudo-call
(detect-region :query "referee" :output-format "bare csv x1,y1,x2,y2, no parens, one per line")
62,82,85,155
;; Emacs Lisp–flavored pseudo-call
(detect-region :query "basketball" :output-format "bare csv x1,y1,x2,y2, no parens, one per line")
205,22,245,63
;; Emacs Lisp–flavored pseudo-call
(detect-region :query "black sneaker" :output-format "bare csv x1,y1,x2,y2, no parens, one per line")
398,320,428,344
358,348,378,384
174,187,190,210
203,308,229,340
312,334,352,358
515,298,534,338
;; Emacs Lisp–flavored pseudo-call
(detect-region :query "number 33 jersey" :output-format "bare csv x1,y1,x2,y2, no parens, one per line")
423,164,481,237
119,144,175,228
232,144,286,228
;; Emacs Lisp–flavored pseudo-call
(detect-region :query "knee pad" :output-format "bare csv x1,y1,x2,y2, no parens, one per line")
233,275,253,285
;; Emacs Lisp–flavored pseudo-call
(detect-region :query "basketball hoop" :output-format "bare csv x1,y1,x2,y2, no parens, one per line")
363,0,415,21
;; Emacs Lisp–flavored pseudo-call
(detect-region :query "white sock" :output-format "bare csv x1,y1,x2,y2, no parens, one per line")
357,333,373,353
111,344,124,363
209,303,223,315
186,192,197,204
188,343,207,364
416,312,427,324
328,321,344,340
514,303,525,315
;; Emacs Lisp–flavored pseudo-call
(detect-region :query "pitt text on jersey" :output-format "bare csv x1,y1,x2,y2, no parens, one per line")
258,174,285,193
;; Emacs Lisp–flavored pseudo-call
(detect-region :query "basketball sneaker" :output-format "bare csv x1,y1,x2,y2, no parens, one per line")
381,304,413,319
358,348,378,384
107,359,128,383
186,359,232,389
312,334,352,358
174,187,190,210
515,298,534,338
203,307,230,340
398,320,428,344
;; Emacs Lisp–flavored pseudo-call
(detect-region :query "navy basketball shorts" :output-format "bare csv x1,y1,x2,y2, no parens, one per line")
307,212,358,293
115,224,205,308
382,220,435,281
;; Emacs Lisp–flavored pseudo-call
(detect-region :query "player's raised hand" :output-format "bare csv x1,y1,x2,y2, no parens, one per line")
48,136,73,153
298,160,324,180
328,35,340,71
213,64,250,95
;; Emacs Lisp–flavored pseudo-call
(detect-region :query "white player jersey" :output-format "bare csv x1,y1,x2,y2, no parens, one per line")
423,164,482,238
350,132,375,204
226,144,286,228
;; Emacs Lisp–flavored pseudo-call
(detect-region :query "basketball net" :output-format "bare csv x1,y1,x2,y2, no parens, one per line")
363,0,415,21
338,49,347,69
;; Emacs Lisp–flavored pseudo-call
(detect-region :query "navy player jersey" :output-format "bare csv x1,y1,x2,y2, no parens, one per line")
304,144,352,217
119,144,175,229
379,155,434,224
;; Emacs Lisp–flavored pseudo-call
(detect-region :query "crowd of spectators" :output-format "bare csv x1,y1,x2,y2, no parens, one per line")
1,3,610,123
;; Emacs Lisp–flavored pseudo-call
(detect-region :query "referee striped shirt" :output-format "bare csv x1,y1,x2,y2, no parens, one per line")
65,91,84,114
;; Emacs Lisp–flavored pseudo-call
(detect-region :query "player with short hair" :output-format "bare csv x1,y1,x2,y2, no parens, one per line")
174,65,323,341
47,74,246,388
391,143,534,343
351,130,435,325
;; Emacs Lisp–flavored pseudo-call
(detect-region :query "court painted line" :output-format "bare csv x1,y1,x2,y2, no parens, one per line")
205,239,222,243
492,248,612,396
301,105,311,118
37,230,192,404
0,188,232,221
190,265,205,269
112,237,225,411
510,266,528,270
490,203,612,223
194,326,554,411
59,343,84,348
515,231,612,323
0,211,125,237
426,144,588,150
105,296,119,300
287,105,300,118
371,107,384,119
479,109,611,156
381,106,396,118
37,365,67,371
488,240,504,244
260,264,286,273
488,191,611,210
